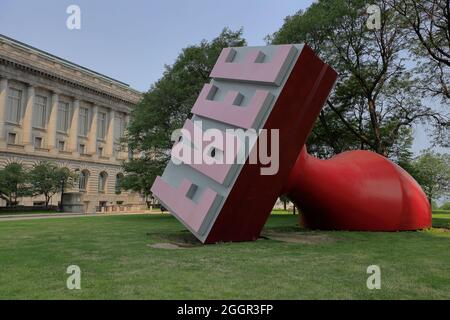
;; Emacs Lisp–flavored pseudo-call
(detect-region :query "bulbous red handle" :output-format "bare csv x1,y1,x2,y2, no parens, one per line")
284,147,432,231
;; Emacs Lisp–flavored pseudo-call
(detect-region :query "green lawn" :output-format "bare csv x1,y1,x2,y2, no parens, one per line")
433,210,450,215
0,212,449,299
0,210,58,216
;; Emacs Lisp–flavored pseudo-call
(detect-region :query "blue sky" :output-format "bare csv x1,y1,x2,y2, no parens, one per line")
0,0,445,154
0,0,313,91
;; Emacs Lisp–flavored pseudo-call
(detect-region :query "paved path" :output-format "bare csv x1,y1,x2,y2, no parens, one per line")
0,211,159,221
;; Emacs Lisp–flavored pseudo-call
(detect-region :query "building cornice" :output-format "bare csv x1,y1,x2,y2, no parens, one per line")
0,149,123,168
0,35,142,107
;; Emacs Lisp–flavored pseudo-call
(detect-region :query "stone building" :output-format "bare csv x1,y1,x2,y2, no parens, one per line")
0,34,145,213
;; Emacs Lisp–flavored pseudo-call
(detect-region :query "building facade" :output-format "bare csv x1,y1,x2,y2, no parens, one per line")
0,34,144,213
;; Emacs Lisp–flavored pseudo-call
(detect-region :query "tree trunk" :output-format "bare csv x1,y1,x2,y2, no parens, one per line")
319,110,340,154
6,193,12,207
368,99,387,157
45,195,49,209
145,196,151,209
283,200,287,211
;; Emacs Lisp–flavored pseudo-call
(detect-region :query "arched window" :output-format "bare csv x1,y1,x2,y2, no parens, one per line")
79,170,89,192
98,171,108,193
115,173,124,194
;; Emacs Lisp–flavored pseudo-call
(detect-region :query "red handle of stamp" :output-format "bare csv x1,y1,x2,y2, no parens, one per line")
284,147,432,231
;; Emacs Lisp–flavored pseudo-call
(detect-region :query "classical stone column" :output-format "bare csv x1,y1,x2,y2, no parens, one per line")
121,113,131,159
22,84,35,150
47,91,59,152
105,108,115,158
0,77,8,148
69,99,80,153
124,113,130,131
88,104,98,154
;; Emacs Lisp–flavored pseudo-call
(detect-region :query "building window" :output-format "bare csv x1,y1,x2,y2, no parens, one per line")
98,171,107,193
97,146,103,156
33,95,47,128
34,137,43,149
7,132,16,144
97,112,107,140
58,140,65,151
7,88,22,123
79,170,89,192
78,143,86,154
57,102,70,132
114,114,126,141
79,107,89,136
115,173,123,194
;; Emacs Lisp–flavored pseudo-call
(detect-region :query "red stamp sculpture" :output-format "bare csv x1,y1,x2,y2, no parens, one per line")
151,44,431,244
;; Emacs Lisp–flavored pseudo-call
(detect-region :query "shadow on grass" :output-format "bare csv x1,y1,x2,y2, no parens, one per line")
146,230,202,248
144,213,450,249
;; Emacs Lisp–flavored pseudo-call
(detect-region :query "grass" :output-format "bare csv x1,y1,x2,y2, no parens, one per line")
271,208,295,214
433,209,450,215
0,212,449,299
0,210,58,216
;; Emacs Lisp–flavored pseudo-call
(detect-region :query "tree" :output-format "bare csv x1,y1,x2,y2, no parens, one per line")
125,28,246,189
120,158,165,208
268,0,448,158
389,0,450,100
29,162,77,208
0,163,30,207
409,151,450,203
278,194,291,211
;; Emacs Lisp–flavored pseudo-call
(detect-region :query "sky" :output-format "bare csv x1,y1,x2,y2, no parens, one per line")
0,0,313,91
0,0,446,154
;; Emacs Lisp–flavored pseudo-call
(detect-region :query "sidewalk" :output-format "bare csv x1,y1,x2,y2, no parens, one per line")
0,211,161,221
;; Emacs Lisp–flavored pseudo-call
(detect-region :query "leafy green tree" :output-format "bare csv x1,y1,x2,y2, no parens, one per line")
430,200,439,210
124,28,246,189
29,161,77,208
389,0,450,101
0,163,31,207
120,158,165,208
268,0,448,158
440,202,450,210
279,194,291,211
409,151,450,203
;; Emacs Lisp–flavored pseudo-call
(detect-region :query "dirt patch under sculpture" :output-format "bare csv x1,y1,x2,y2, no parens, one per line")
261,230,338,244
147,227,339,248
147,230,202,249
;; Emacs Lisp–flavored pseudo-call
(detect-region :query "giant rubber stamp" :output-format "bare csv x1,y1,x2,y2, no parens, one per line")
151,44,337,243
151,44,431,243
